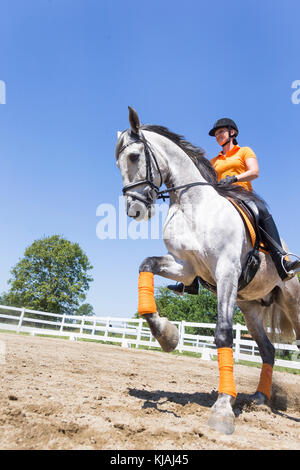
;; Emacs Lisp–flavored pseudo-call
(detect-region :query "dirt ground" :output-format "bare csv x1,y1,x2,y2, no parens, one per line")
0,332,299,450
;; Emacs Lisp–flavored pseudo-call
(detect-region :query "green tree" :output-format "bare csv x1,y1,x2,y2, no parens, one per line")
1,235,93,314
155,286,219,323
76,303,95,316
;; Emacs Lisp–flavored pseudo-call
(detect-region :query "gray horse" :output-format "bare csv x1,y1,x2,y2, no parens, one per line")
115,107,300,435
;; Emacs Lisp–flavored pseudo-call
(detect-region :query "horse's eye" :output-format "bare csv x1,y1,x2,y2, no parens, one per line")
129,152,139,163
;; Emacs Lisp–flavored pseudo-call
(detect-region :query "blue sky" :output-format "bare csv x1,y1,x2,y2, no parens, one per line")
0,0,299,317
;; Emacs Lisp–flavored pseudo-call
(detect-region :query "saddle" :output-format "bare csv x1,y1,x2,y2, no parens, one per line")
227,198,268,254
198,197,267,294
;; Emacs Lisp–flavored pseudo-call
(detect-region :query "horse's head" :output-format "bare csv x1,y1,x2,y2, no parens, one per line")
115,107,163,221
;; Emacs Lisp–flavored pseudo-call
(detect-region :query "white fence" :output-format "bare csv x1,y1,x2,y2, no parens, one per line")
0,304,299,370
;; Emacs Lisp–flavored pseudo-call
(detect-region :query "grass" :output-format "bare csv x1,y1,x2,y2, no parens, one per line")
0,328,299,375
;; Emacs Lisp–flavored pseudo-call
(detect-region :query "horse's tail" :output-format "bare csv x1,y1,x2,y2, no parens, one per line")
263,305,295,344
262,287,295,344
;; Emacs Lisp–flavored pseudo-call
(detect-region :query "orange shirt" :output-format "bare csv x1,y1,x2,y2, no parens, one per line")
210,145,257,192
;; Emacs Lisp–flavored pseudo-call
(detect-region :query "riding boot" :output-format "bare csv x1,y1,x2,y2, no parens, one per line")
167,277,199,295
259,214,300,280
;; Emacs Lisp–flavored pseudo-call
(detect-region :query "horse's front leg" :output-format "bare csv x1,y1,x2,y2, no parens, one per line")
207,271,239,435
138,254,195,352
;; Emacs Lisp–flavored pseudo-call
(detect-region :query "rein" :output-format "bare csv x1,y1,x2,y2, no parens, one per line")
119,131,213,206
157,181,212,200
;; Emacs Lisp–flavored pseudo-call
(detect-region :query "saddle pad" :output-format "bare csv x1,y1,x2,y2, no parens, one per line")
228,199,269,254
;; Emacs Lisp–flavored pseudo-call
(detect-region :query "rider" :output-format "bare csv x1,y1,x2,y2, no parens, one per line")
168,118,300,295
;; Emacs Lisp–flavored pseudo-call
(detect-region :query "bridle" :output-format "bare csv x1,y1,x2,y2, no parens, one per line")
119,130,213,208
119,131,163,208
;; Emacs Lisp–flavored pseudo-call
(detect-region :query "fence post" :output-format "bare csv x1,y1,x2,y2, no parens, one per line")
104,317,110,342
17,308,25,333
79,316,85,336
92,318,96,337
122,322,127,341
178,321,185,353
60,314,65,334
235,324,241,362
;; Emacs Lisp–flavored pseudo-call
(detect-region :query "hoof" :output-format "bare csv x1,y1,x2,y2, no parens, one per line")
249,391,268,405
208,393,235,435
144,314,179,352
208,410,235,435
156,317,179,352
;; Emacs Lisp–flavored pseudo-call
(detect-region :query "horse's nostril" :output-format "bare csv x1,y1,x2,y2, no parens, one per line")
136,211,140,218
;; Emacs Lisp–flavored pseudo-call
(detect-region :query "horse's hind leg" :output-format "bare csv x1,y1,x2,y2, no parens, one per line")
138,253,195,352
238,299,275,404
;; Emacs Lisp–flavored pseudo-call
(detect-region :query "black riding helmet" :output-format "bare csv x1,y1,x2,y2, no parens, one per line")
209,118,239,147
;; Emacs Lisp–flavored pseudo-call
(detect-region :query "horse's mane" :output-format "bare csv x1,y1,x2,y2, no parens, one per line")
141,124,266,206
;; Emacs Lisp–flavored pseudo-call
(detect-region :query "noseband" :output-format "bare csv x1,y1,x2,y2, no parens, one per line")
119,131,213,208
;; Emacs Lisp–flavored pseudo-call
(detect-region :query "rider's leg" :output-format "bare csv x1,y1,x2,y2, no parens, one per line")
254,199,300,279
167,276,199,295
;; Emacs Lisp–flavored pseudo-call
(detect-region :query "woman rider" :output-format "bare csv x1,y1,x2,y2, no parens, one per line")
168,118,300,295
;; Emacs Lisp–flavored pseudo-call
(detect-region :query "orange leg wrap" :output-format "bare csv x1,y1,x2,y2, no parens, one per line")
256,363,273,399
138,272,157,315
218,347,237,398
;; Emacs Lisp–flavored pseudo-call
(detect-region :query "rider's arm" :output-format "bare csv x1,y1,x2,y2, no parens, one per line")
236,157,259,183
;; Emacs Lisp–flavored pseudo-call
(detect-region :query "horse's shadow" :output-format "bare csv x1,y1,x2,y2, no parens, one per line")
128,387,300,423
129,388,218,418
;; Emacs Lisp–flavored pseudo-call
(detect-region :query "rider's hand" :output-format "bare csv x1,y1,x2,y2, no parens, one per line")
218,175,238,187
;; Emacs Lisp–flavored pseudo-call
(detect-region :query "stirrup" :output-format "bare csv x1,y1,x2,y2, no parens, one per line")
281,253,300,278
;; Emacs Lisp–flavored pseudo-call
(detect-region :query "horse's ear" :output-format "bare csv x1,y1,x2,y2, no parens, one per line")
117,131,122,139
128,106,140,134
